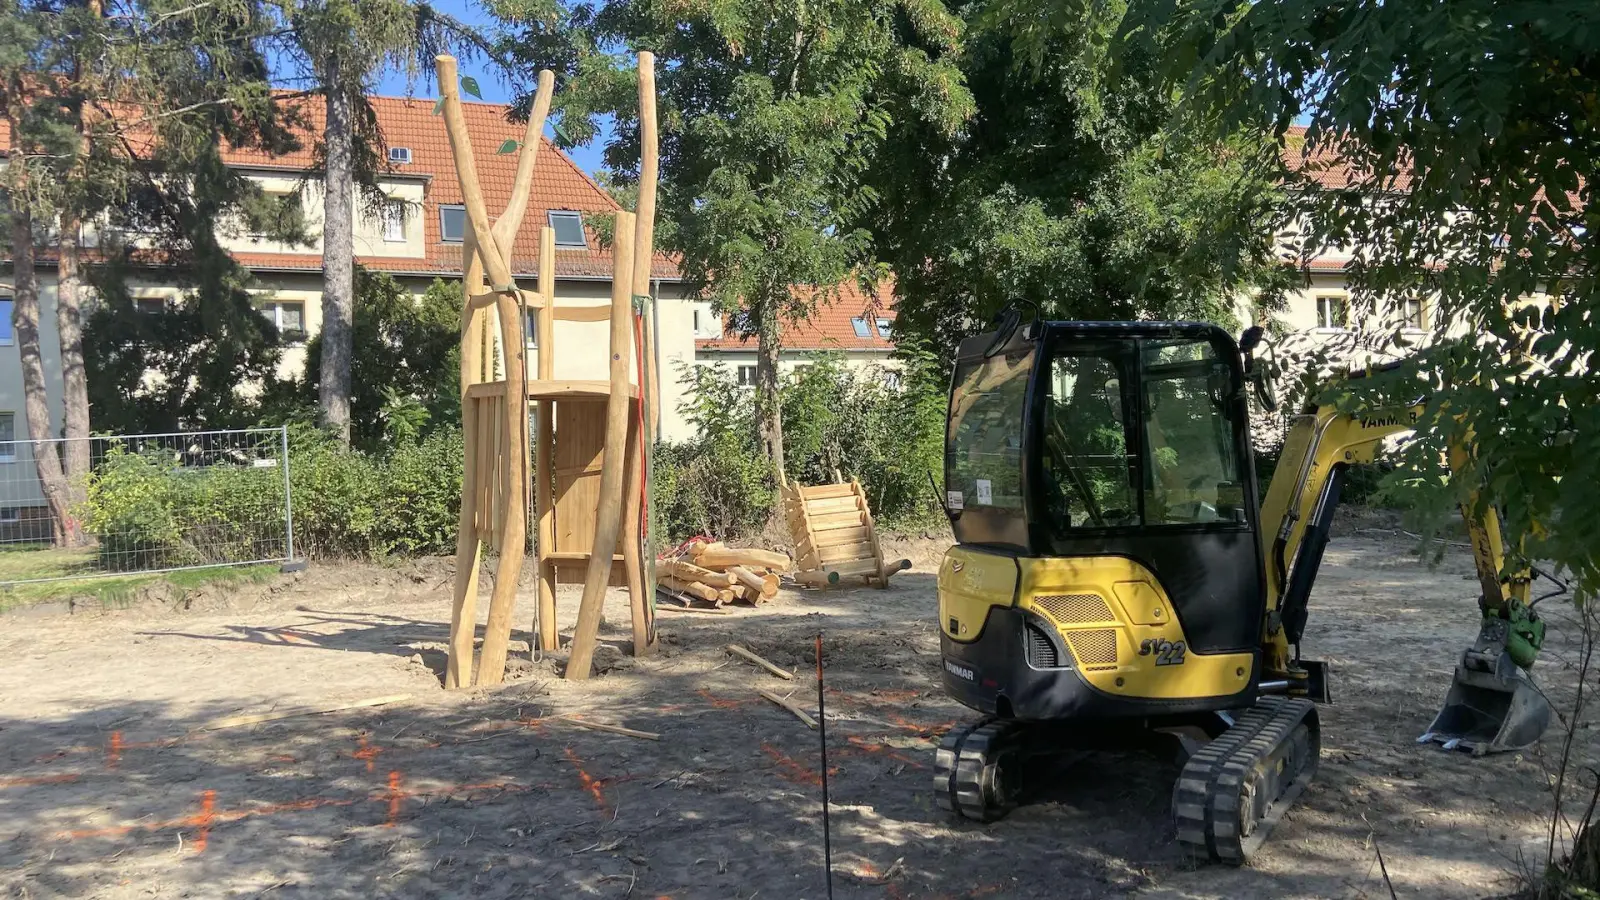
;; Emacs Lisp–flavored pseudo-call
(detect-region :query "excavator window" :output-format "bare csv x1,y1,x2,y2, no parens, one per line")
1041,349,1138,529
1140,339,1245,525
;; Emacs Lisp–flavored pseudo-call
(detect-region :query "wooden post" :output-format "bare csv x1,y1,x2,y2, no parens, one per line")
534,226,559,653
436,56,515,288
629,50,661,655
490,69,555,250
476,292,530,686
566,211,636,681
447,228,486,689
622,412,648,654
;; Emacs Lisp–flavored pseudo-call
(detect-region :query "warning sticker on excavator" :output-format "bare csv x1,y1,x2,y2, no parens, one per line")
975,479,993,505
947,491,964,510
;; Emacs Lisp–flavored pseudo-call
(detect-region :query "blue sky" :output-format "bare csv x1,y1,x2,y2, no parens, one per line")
363,0,613,177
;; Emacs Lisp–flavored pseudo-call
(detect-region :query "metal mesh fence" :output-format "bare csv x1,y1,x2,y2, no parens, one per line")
0,426,297,586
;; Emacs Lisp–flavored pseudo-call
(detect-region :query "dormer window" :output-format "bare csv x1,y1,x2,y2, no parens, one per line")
548,211,587,249
388,147,412,165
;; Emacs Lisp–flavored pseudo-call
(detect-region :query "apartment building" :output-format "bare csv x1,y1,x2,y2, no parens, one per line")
691,280,901,385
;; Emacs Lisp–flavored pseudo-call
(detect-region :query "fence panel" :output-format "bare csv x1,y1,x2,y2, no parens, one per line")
0,426,298,587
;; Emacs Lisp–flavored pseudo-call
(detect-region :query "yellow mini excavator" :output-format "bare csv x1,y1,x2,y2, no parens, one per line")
933,308,1552,864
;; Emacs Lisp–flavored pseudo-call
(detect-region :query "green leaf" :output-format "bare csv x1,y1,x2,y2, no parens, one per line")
460,76,482,100
551,120,571,144
497,139,519,155
432,97,443,115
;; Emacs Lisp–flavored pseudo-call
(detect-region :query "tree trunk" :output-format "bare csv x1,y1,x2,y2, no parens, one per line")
10,208,81,547
752,298,786,481
56,212,92,519
318,74,355,446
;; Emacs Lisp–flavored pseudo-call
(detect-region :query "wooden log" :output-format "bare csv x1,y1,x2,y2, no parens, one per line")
880,558,912,580
757,688,817,729
566,211,637,681
565,717,660,741
800,482,856,500
697,545,792,572
477,290,530,686
657,602,730,615
794,569,841,588
716,587,737,605
667,559,734,588
448,226,488,690
622,414,651,655
856,477,890,590
633,50,660,439
809,511,865,531
804,496,861,516
726,644,794,680
725,583,750,603
447,395,484,689
728,565,778,598
819,541,875,565
202,695,410,731
534,226,557,653
489,68,555,250
660,574,720,605
435,56,515,286
683,539,712,558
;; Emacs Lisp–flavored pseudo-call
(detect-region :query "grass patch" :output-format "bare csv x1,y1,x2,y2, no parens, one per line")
0,546,282,613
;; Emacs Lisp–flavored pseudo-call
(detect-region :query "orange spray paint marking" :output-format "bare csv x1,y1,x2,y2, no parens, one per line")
384,771,404,827
191,790,216,853
844,736,926,770
563,747,608,815
353,734,383,773
760,743,836,787
106,731,124,770
697,689,754,710
0,773,80,789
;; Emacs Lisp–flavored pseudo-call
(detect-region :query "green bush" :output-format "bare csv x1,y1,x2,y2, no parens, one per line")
82,425,465,567
654,351,946,543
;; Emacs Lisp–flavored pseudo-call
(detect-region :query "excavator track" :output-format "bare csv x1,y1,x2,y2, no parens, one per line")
934,717,1025,822
1172,697,1320,865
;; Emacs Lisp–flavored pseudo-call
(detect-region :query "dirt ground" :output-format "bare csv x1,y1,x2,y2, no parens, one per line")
1,527,1594,899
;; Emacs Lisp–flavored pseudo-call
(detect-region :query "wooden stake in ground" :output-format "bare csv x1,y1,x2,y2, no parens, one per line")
726,644,794,680
565,211,637,682
758,688,817,728
565,717,660,741
628,49,661,656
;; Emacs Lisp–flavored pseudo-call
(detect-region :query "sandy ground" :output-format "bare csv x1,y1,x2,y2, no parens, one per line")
0,529,1593,899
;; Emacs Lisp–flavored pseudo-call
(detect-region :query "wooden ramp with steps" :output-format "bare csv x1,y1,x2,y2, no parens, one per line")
781,474,910,589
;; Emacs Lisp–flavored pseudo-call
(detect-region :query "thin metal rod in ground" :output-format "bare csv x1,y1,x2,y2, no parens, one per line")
816,631,833,899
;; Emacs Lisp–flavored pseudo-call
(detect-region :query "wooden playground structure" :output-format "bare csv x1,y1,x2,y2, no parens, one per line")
437,52,661,687
782,473,911,589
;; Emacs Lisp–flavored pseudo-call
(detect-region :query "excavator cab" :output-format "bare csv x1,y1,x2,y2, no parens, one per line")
935,308,1551,861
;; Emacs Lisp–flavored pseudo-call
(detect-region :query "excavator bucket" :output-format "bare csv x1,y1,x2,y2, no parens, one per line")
1419,619,1552,756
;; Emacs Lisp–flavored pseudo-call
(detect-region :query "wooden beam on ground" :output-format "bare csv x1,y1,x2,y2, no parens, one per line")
666,559,734,588
564,717,660,741
757,688,817,728
728,565,778,599
726,644,794,680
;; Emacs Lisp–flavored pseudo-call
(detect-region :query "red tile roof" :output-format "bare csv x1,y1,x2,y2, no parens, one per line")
697,280,897,353
2,94,679,281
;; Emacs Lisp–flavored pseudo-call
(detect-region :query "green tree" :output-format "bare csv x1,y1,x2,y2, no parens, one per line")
509,0,970,477
288,271,462,452
3,0,297,542
274,0,485,446
864,1,1294,358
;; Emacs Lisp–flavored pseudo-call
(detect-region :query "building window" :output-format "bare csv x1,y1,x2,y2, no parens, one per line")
259,301,307,342
548,211,587,248
1315,294,1349,330
0,412,15,463
876,318,892,339
1402,298,1425,330
135,297,164,315
440,205,466,243
692,308,720,338
882,369,902,390
736,365,758,386
381,199,406,242
0,298,12,345
0,507,17,522
850,317,871,338
522,309,539,348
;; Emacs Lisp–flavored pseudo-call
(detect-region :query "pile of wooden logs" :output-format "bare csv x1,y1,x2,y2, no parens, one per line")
658,540,791,608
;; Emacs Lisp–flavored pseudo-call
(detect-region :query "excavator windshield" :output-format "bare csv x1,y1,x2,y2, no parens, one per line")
946,321,1255,554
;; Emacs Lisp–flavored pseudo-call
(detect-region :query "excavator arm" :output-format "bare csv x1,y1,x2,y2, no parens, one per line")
1255,395,1549,754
